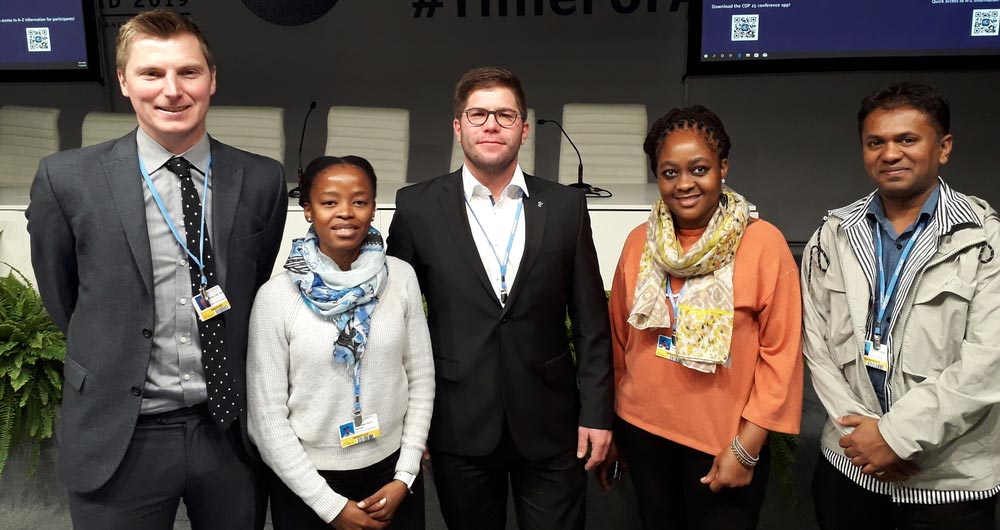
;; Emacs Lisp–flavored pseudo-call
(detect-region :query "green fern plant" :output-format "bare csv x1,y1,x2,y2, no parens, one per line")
0,264,65,476
768,431,799,508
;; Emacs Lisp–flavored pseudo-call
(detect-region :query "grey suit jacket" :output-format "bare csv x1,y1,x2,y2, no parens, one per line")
26,131,288,493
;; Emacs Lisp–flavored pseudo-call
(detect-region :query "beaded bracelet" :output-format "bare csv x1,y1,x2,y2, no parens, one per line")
730,435,759,470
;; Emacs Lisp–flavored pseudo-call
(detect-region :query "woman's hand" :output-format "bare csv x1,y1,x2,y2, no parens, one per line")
421,448,432,475
596,439,626,492
330,501,387,530
357,480,409,522
700,421,767,493
700,447,754,492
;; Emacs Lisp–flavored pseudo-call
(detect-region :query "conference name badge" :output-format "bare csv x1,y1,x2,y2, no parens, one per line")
339,414,381,448
863,340,889,371
655,334,679,361
193,285,231,322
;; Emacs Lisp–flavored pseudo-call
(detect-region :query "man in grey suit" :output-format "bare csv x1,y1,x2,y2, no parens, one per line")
26,11,287,529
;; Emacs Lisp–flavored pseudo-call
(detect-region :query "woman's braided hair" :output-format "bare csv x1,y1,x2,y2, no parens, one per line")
643,105,731,176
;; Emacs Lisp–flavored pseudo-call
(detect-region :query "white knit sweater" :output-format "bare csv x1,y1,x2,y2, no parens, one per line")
247,256,434,523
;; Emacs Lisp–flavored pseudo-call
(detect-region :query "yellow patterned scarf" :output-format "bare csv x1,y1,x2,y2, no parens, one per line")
627,191,750,373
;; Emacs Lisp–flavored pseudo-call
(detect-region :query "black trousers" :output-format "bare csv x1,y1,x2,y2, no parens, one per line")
614,416,771,530
268,449,426,530
431,422,587,530
67,405,262,530
812,456,999,530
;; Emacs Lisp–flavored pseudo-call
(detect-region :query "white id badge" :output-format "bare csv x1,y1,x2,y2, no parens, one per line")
338,414,381,448
655,334,678,361
863,340,889,371
193,285,231,321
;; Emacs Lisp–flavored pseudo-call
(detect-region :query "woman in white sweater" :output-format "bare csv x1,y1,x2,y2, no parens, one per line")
248,155,434,530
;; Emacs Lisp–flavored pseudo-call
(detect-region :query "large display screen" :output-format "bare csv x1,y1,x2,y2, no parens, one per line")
689,0,1000,74
0,0,100,81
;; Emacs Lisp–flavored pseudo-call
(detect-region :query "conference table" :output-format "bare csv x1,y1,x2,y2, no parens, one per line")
0,182,754,291
0,186,33,285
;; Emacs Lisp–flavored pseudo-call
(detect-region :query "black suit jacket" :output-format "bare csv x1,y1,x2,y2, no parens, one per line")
387,170,613,460
26,131,288,493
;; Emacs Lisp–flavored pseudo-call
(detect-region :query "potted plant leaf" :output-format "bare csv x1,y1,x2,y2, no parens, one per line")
0,264,65,476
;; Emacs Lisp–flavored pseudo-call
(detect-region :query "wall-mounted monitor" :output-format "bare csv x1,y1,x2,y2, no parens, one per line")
688,0,1000,74
0,0,101,82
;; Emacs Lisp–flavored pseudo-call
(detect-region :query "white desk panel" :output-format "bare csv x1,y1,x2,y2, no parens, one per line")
3,183,753,292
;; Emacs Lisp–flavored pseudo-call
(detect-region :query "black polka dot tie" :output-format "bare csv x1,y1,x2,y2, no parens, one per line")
164,156,239,427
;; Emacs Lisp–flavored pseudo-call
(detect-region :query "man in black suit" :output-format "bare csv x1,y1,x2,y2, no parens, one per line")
387,66,613,530
26,11,287,529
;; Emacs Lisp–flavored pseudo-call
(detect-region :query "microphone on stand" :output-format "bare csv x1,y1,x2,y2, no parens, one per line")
288,100,317,198
537,118,609,198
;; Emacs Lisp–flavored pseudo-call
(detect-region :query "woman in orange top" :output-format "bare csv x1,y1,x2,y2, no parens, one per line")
598,106,803,529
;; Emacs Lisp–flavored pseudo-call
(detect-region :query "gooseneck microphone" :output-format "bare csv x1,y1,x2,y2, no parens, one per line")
537,118,610,198
289,100,318,198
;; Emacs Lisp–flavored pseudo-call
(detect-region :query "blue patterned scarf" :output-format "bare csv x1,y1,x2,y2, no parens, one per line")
283,226,387,368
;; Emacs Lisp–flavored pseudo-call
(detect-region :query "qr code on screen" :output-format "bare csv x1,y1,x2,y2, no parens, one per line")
971,9,999,37
732,14,759,41
26,27,51,52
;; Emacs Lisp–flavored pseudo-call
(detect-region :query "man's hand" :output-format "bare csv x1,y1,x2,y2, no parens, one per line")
595,439,625,492
330,501,387,530
838,415,916,478
577,427,612,471
872,460,920,482
357,480,408,523
700,448,754,493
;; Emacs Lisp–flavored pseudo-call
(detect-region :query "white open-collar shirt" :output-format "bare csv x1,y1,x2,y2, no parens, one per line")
461,164,528,306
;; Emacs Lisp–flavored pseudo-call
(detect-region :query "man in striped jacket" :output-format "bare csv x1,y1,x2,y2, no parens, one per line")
801,81,999,530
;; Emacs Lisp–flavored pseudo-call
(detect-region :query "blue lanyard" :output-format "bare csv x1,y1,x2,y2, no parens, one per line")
138,155,212,288
352,361,363,426
464,193,523,304
665,275,686,334
872,220,925,346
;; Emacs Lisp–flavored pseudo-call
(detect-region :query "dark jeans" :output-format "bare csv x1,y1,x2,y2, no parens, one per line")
813,456,999,530
67,405,261,530
268,449,425,530
615,416,771,530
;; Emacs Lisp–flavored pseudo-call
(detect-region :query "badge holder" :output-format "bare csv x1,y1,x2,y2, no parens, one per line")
656,278,686,363
863,221,924,374
193,285,231,321
338,362,381,448
139,155,232,324
339,414,381,448
656,334,680,361
863,338,889,371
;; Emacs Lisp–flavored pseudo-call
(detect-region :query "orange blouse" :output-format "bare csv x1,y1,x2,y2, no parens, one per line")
608,220,803,456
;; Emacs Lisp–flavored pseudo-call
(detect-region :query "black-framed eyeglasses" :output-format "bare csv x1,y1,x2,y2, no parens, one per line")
463,108,522,128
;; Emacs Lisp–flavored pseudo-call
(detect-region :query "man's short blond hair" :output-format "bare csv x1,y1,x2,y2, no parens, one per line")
116,10,214,71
